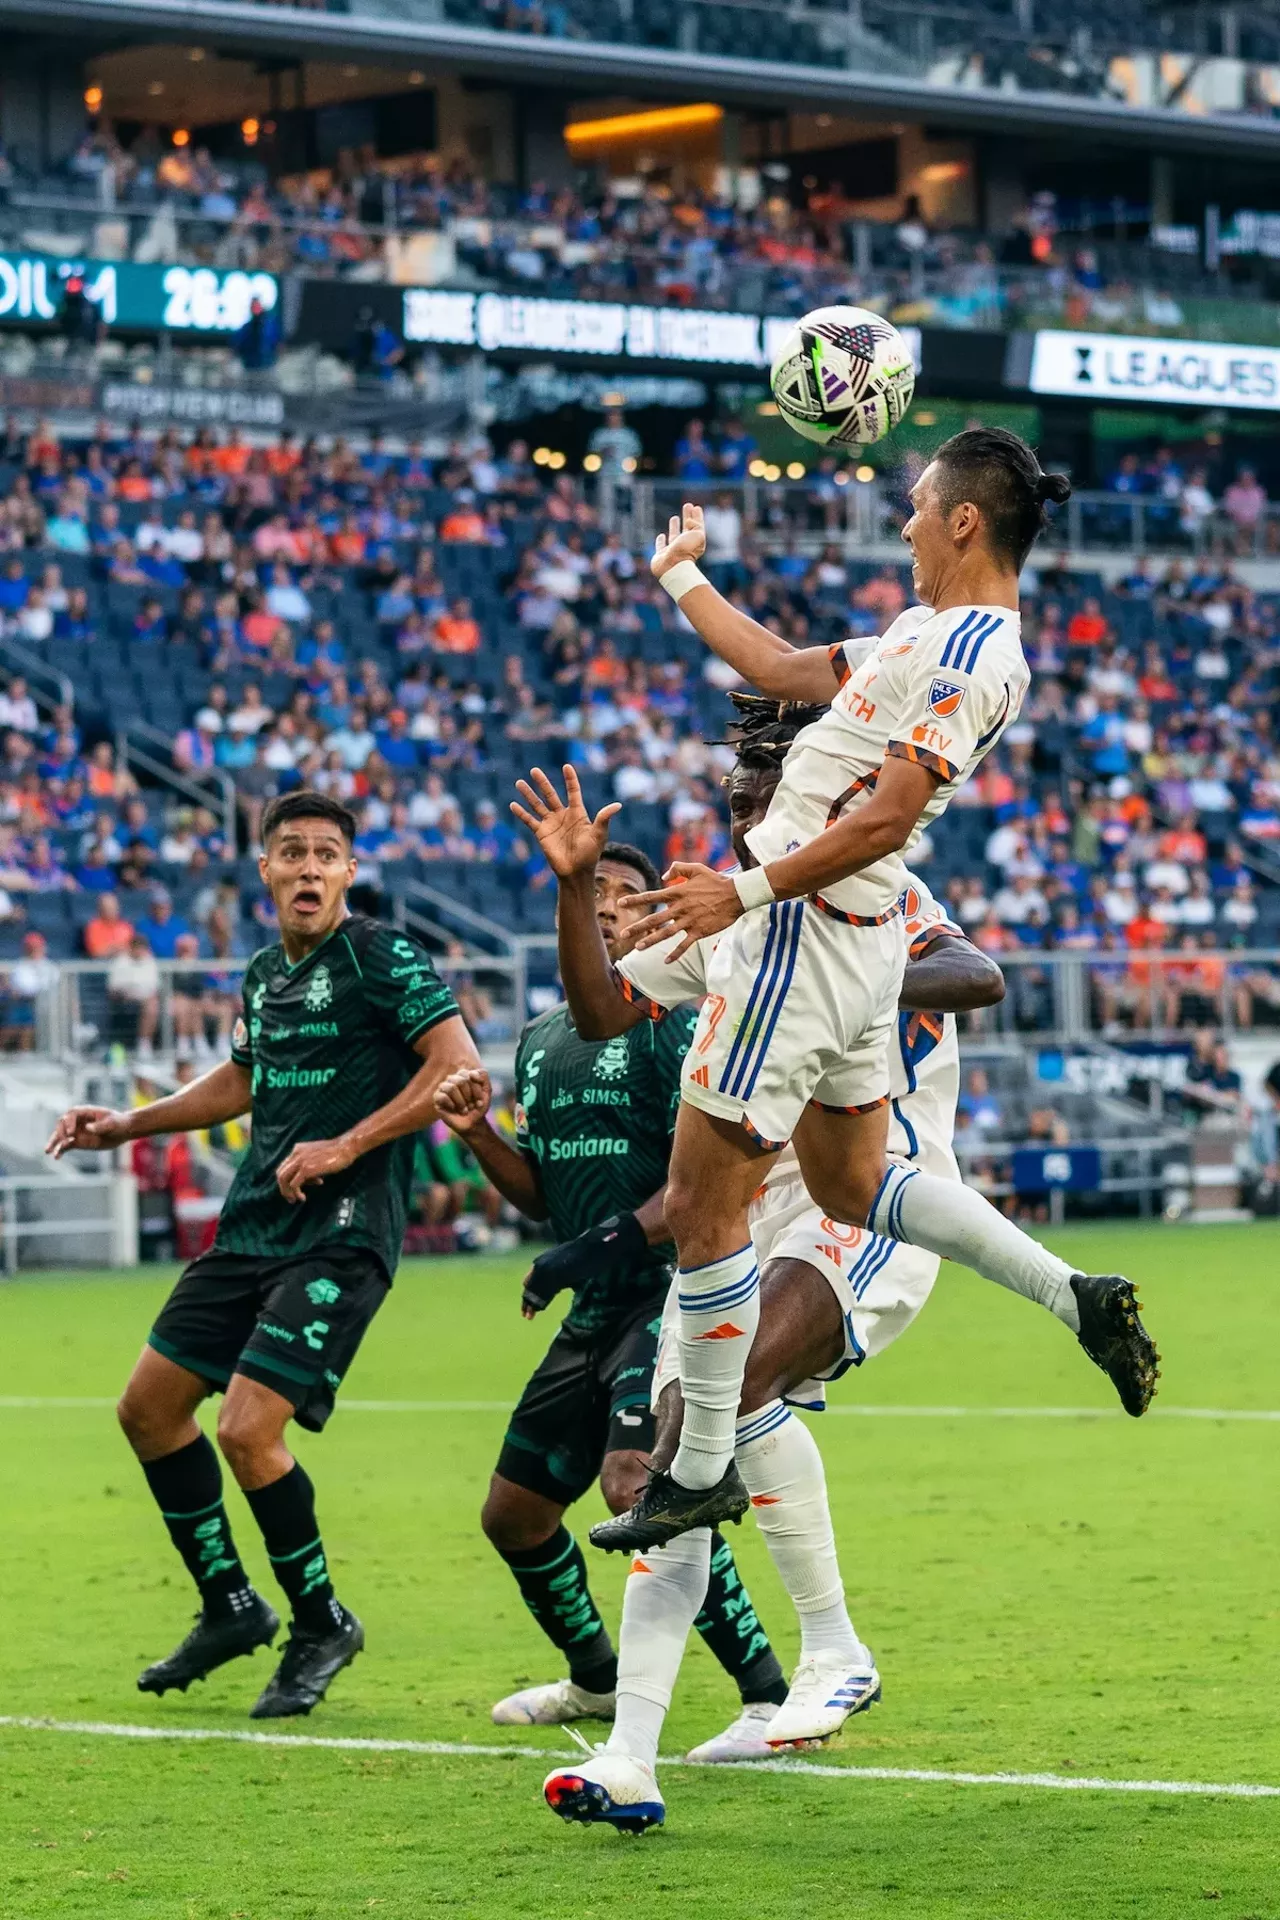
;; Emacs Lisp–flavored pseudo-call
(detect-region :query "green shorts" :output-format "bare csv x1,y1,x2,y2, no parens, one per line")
496,1300,664,1506
148,1245,388,1432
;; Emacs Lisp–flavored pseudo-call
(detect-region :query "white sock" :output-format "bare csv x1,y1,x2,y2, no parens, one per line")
606,1528,712,1769
734,1401,864,1664
870,1166,1080,1332
672,1243,760,1489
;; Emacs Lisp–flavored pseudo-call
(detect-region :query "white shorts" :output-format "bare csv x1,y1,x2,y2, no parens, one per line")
681,899,905,1150
651,1168,939,1412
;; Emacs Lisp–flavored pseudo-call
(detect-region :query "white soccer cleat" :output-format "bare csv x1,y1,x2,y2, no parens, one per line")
543,1747,665,1833
490,1678,615,1726
685,1700,781,1763
765,1653,881,1748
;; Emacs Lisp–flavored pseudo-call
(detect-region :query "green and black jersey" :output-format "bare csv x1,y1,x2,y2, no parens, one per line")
514,1001,700,1333
223,914,459,1276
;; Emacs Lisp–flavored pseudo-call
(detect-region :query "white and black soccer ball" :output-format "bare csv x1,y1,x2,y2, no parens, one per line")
770,304,915,448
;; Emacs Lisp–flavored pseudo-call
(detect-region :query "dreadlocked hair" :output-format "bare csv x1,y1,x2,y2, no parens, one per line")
719,690,827,773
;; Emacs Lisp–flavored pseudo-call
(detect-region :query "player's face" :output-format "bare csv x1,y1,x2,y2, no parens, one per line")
594,858,648,959
260,819,357,945
727,768,780,868
902,462,950,599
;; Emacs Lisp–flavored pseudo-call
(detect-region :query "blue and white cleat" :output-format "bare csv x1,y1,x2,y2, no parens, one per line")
765,1652,881,1749
543,1738,665,1834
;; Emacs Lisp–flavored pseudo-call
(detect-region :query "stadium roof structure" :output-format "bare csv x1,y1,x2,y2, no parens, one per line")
11,0,1280,159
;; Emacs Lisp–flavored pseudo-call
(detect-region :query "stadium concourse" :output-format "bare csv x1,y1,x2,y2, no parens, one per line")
0,416,1276,1001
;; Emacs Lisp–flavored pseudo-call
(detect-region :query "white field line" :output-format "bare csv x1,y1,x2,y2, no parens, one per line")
2,1396,1280,1423
0,1715,1275,1800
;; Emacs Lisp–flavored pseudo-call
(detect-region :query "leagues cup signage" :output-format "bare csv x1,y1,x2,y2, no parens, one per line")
1028,329,1280,411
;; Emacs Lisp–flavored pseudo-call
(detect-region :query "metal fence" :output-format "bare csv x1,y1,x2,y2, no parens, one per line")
0,946,1276,1065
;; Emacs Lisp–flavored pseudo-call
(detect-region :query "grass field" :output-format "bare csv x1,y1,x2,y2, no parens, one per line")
2,1222,1279,1919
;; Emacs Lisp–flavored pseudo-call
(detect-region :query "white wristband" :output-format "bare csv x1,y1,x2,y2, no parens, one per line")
658,559,709,604
733,865,776,912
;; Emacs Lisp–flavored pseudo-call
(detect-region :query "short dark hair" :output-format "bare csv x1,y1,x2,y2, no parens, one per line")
260,790,357,847
600,841,659,891
931,427,1071,569
721,691,827,776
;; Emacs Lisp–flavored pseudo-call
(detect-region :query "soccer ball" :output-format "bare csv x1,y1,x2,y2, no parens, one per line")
770,305,915,447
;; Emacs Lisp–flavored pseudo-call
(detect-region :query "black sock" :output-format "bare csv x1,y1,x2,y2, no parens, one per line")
243,1462,342,1636
694,1530,788,1706
141,1434,257,1621
498,1525,617,1695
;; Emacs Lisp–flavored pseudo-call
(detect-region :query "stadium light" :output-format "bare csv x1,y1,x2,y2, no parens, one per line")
565,104,722,147
621,456,637,473
855,464,876,482
582,453,602,473
764,463,781,482
173,129,190,148
532,447,551,465
547,452,566,470
409,71,425,84
84,85,104,112
747,458,767,478
785,461,805,479
242,118,260,145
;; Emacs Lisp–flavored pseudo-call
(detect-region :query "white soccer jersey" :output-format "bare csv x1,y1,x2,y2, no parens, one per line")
745,603,1029,920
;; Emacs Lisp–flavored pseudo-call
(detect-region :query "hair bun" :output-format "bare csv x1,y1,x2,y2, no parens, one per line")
1036,471,1072,507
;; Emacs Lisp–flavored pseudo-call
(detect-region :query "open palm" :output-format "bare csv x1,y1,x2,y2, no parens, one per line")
511,765,621,879
650,503,706,579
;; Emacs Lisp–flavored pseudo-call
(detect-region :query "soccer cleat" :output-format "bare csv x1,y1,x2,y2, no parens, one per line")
543,1745,665,1834
765,1653,881,1748
588,1464,750,1553
685,1700,780,1763
1071,1273,1160,1418
137,1595,279,1696
248,1606,364,1719
491,1678,616,1726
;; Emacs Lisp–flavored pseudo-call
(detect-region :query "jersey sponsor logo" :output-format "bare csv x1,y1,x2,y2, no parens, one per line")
911,721,953,754
390,963,433,986
592,1034,631,1081
692,1320,746,1340
305,1277,342,1307
546,1136,631,1161
269,1020,340,1041
583,1087,632,1106
232,1016,249,1051
842,688,876,723
259,1320,296,1343
304,964,334,1013
264,1065,338,1089
928,678,966,718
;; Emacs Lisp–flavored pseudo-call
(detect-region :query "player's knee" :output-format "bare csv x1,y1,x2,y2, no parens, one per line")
480,1485,555,1556
215,1404,275,1478
117,1386,163,1455
806,1164,881,1230
600,1450,648,1514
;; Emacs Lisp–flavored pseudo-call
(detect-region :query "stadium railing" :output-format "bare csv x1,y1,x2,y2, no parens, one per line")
5,948,1277,1064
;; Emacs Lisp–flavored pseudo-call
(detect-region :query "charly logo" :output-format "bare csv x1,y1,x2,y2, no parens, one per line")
304,964,333,1012
251,983,267,1012
522,1046,546,1113
593,1034,630,1082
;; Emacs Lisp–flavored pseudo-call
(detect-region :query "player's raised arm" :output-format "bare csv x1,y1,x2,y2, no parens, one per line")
651,504,848,706
45,1058,253,1158
511,765,647,1040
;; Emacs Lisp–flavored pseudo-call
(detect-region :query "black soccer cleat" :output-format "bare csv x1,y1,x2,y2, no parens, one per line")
1071,1273,1160,1418
589,1463,750,1553
249,1606,365,1719
137,1595,279,1696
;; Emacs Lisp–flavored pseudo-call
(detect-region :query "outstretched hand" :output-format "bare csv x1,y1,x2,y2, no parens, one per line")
45,1106,133,1158
628,862,744,961
511,764,621,880
650,503,706,580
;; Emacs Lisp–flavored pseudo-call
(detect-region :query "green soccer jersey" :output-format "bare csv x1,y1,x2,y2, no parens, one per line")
514,1000,700,1332
223,914,459,1276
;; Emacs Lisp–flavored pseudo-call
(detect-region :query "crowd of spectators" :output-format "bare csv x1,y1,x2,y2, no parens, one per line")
0,410,1276,1057
5,127,1249,340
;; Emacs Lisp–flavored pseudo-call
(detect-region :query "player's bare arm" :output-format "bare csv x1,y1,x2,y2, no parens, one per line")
276,1013,480,1203
512,765,648,1039
45,1059,254,1158
651,505,846,705
436,1063,548,1220
901,931,1005,1012
631,755,940,958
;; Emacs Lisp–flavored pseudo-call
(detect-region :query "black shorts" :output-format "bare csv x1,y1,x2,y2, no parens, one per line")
148,1245,389,1433
496,1300,664,1507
